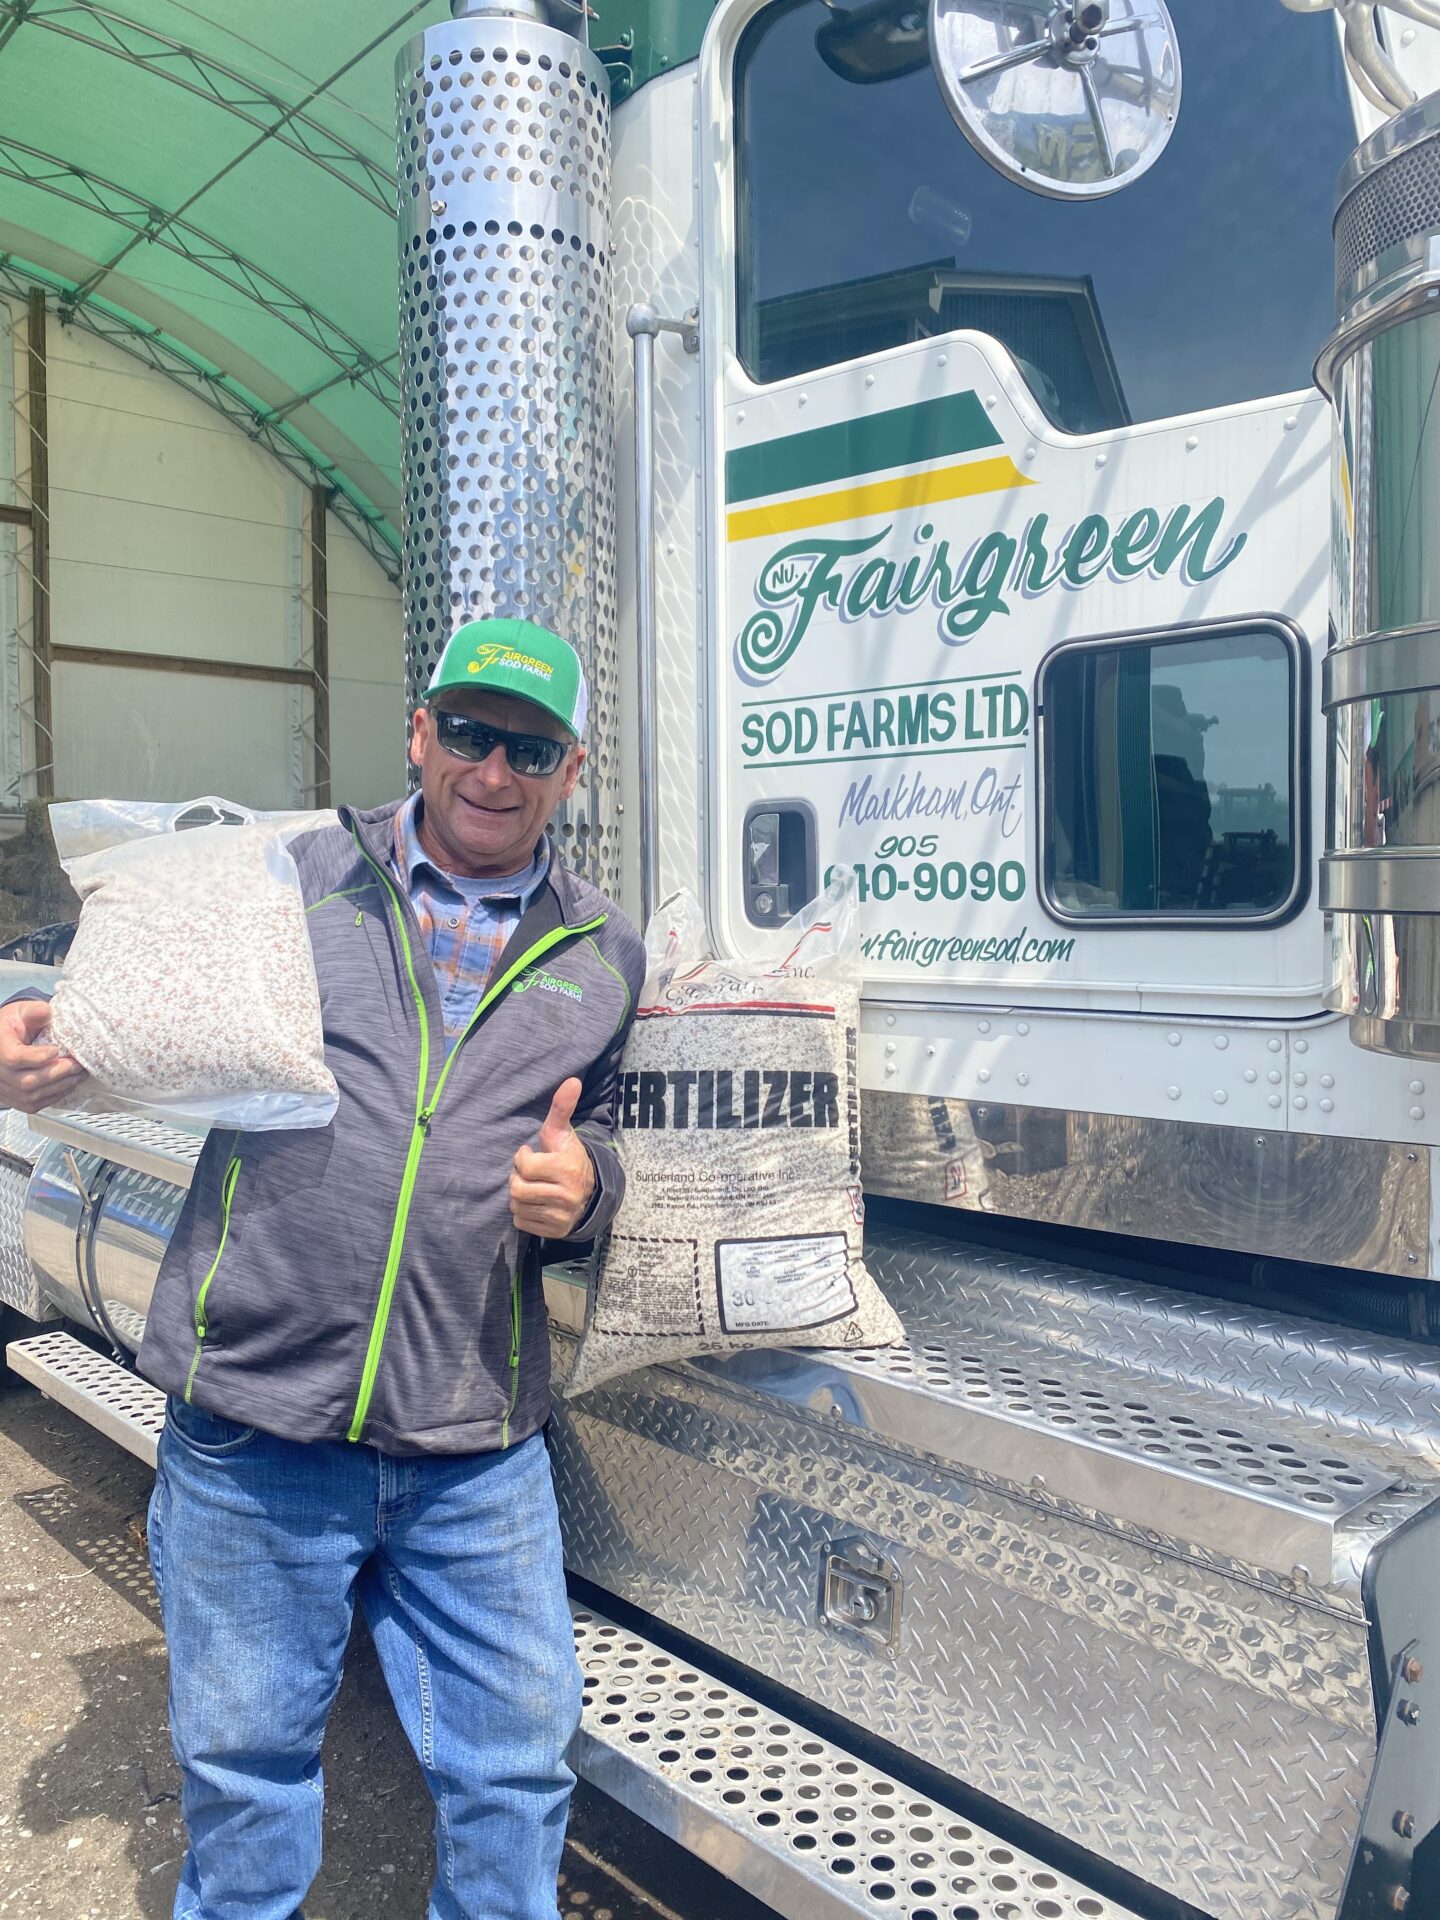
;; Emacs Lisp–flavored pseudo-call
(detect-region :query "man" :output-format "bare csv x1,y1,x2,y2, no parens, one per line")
0,616,645,1920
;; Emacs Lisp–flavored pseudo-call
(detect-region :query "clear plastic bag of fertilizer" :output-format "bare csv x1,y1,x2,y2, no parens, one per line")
564,870,904,1396
43,796,339,1132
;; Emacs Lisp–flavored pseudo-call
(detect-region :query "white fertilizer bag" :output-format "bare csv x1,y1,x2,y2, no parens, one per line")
45,797,338,1132
565,872,903,1396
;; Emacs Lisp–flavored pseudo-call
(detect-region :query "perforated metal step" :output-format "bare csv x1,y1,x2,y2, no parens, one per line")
31,1110,205,1188
7,1330,165,1464
572,1610,1137,1920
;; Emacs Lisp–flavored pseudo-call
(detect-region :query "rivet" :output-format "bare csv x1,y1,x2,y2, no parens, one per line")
937,353,947,368
1403,24,1418,44
1412,1106,1426,1121
1016,1072,1030,1088
978,1068,991,1084
986,394,997,409
1214,1035,1228,1050
1321,1074,1334,1089
1294,1071,1307,1087
737,410,746,424
1268,1038,1282,1053
1394,1810,1417,1841
1294,1096,1308,1111
1268,1069,1282,1085
978,1020,991,1035
884,1063,896,1077
1016,1021,1030,1036
798,391,808,406
926,1045,936,1057
1320,1098,1334,1113
1283,415,1298,432
1214,1090,1228,1105
864,374,875,389
1398,1698,1421,1728
1403,1657,1424,1684
1024,446,1037,462
885,1014,896,1028
885,1041,896,1056
1185,435,1199,450
1166,1032,1181,1047
1244,1069,1257,1084
1411,1080,1425,1095
1167,1086,1181,1101
1268,1095,1282,1109
1295,1039,1308,1054
1095,452,1108,469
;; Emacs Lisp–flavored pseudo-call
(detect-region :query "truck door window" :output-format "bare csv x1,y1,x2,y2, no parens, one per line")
735,0,1354,429
1040,621,1302,923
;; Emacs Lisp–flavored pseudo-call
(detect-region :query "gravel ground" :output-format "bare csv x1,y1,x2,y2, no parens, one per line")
0,1366,768,1920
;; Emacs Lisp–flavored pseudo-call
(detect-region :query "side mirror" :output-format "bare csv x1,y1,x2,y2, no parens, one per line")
929,0,1182,200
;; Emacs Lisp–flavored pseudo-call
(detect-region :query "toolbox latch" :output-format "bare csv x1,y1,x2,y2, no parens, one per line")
819,1538,902,1651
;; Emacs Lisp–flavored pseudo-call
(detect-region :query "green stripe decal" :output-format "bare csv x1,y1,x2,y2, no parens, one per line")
725,391,1003,505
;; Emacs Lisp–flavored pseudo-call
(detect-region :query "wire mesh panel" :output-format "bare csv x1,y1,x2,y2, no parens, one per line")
394,18,619,892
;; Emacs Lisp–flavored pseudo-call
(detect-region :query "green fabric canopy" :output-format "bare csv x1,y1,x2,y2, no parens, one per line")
0,2,715,574
0,1,484,574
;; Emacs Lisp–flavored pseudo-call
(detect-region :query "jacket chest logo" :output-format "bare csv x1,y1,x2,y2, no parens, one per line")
513,966,583,1003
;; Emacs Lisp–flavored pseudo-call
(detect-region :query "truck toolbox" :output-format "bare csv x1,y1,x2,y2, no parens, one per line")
546,1238,1440,1920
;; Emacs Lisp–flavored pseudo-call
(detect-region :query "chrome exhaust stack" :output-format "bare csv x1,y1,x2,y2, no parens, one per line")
394,0,618,890
1318,93,1440,1059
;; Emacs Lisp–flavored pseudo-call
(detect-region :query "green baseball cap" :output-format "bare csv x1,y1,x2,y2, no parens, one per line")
426,617,589,738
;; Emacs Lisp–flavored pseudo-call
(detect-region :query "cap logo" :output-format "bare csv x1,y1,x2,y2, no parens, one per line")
467,639,554,681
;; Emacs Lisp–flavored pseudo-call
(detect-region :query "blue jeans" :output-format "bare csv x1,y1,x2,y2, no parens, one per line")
146,1397,583,1920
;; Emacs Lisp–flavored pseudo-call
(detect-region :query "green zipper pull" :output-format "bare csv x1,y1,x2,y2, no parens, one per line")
356,909,364,926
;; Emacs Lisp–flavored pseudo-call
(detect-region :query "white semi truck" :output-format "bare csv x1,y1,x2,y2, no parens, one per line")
5,2,1440,1916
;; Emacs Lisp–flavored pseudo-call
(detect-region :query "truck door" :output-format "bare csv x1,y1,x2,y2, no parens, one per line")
699,0,1359,1025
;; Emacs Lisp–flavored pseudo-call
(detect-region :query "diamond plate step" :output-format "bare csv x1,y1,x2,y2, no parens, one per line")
572,1609,1137,1920
7,1330,165,1464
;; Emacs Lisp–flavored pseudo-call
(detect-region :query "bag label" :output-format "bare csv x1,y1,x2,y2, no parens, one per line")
715,1233,857,1333
620,1068,841,1131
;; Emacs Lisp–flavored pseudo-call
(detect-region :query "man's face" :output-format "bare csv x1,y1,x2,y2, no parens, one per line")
409,687,583,878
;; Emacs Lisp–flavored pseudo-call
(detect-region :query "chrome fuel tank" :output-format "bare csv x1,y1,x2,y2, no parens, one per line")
20,1114,200,1352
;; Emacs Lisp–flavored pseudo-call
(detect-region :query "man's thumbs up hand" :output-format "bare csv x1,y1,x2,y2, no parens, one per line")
510,1076,595,1238
537,1077,581,1153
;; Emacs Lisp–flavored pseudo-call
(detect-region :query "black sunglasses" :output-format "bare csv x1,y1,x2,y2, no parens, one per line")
432,709,570,777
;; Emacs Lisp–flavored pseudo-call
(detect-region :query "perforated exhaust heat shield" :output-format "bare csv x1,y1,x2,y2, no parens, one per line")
395,10,618,889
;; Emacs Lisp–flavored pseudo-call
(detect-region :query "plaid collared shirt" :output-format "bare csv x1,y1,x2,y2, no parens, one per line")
391,794,550,1051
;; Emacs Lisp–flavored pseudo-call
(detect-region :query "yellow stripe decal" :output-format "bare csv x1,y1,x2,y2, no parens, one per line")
726,455,1034,543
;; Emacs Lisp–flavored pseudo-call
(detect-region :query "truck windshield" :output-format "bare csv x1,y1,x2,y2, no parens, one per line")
735,0,1356,430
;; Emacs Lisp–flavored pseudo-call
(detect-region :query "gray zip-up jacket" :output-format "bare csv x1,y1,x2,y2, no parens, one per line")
132,799,644,1455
